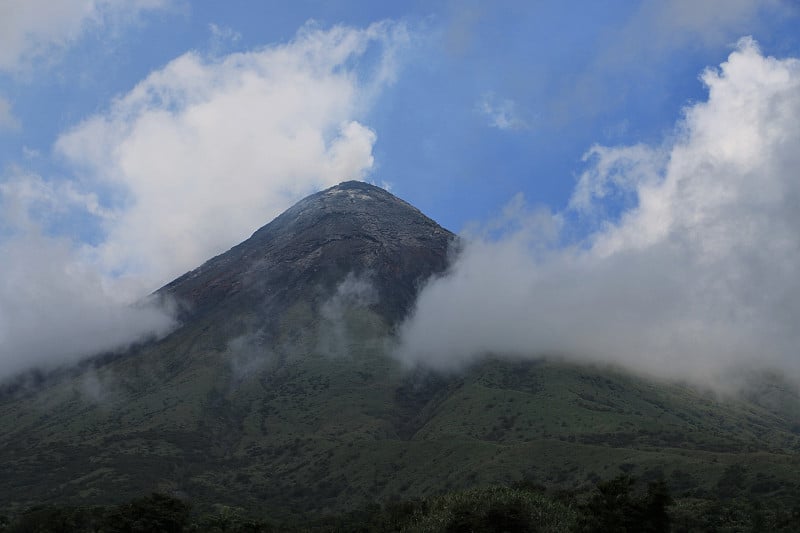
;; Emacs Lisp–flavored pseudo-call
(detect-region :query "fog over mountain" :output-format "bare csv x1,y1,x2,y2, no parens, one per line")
396,39,800,388
0,176,176,379
0,22,406,379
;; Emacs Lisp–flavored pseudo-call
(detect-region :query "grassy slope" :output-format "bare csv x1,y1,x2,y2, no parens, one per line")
1,306,799,520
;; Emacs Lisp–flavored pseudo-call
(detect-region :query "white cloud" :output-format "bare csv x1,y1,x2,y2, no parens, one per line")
0,173,175,379
396,38,800,387
57,21,408,288
478,92,528,131
0,0,173,72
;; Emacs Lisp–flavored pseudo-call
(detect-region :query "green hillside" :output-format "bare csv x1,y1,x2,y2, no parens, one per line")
1,302,799,523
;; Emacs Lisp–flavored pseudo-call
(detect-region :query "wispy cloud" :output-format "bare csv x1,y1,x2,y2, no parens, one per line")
317,273,379,358
550,0,793,126
569,143,667,217
0,0,175,73
622,0,785,54
208,23,242,55
0,96,19,130
478,92,529,131
397,38,800,388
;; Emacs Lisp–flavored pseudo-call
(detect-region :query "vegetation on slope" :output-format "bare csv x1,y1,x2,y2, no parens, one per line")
1,304,799,523
4,474,800,532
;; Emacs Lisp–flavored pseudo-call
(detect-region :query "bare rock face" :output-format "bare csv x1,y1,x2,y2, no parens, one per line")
160,181,455,327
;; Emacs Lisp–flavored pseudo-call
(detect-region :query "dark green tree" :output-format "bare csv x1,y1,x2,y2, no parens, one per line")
579,475,672,533
102,493,190,533
640,480,673,532
445,498,532,532
717,464,747,499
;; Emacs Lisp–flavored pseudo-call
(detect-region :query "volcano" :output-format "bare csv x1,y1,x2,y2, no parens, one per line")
0,181,799,522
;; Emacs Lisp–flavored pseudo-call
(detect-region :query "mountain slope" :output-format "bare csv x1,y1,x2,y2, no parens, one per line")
160,180,453,326
0,181,799,520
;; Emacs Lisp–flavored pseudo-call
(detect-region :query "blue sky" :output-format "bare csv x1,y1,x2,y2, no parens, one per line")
2,1,800,381
4,1,798,235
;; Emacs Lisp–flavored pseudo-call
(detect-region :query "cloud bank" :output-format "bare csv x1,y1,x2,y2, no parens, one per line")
396,38,800,386
0,22,408,380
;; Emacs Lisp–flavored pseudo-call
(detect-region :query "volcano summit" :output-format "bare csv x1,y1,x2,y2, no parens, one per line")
159,180,454,328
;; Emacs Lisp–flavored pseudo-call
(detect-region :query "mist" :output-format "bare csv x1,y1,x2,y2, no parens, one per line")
317,273,380,358
395,38,800,388
0,229,176,381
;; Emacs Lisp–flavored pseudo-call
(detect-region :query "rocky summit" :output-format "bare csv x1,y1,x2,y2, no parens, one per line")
160,180,454,327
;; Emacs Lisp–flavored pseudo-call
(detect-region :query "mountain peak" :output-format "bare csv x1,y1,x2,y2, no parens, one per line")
308,180,417,210
161,180,454,327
